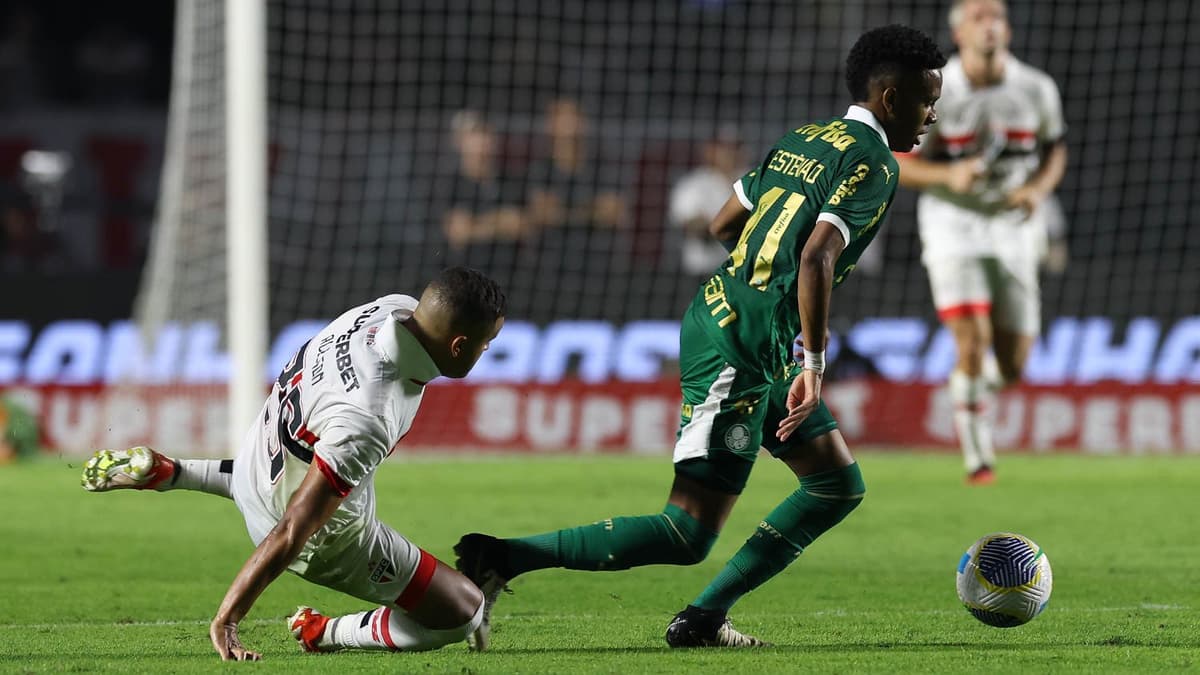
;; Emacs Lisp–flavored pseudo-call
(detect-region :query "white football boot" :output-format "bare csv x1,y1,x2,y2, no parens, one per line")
665,607,771,648
81,446,175,492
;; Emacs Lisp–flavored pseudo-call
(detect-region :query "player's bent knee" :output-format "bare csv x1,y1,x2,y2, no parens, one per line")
839,490,865,518
800,462,866,523
686,527,718,563
430,597,485,649
395,599,485,651
662,504,719,564
440,573,484,629
462,596,485,635
410,563,484,630
446,576,482,624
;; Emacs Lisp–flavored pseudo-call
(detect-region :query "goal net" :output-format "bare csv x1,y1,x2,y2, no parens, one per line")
137,0,1199,454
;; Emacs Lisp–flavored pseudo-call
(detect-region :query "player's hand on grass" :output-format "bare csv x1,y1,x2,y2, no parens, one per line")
945,157,986,193
210,619,261,661
777,369,822,441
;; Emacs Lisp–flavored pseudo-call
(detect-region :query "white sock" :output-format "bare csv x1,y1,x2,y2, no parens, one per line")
322,604,483,652
160,458,234,499
949,370,996,472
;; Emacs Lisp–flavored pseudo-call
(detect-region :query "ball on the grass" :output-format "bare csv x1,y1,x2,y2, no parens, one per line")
956,532,1052,627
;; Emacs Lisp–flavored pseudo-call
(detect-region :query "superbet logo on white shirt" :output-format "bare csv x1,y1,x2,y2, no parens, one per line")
243,294,441,533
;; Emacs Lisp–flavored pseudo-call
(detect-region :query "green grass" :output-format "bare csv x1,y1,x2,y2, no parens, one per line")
1,452,1198,673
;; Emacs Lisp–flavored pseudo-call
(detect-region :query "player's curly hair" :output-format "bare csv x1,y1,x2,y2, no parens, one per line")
431,266,507,326
845,25,947,100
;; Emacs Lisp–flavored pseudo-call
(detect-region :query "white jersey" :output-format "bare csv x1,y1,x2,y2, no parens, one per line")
668,167,737,276
917,54,1065,263
232,294,441,567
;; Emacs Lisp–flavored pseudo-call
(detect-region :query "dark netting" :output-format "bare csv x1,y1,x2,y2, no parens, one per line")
144,0,1199,335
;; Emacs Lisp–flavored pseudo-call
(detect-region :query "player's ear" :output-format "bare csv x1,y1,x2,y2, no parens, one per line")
449,334,469,357
881,85,898,118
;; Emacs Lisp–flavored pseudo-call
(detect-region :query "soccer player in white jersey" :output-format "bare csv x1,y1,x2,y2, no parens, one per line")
80,267,506,661
896,0,1067,484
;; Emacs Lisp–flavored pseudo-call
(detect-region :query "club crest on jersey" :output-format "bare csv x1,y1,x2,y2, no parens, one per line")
368,557,397,583
724,424,751,451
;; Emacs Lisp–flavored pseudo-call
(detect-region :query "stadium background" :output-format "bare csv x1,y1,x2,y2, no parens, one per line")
0,0,1196,459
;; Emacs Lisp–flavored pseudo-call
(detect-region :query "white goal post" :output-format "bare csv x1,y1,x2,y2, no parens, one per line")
137,0,268,456
224,0,269,456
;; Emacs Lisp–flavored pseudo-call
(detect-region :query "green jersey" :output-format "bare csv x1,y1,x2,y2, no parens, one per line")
688,106,899,381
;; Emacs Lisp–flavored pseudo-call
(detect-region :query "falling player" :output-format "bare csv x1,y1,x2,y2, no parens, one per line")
81,267,505,661
895,0,1068,484
455,25,946,649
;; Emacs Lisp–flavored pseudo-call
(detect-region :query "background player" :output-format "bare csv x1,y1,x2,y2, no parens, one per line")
895,0,1068,484
81,267,505,661
455,25,946,649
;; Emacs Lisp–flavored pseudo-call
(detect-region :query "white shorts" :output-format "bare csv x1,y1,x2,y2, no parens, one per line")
917,194,1049,265
297,519,438,612
925,256,1041,336
231,417,438,612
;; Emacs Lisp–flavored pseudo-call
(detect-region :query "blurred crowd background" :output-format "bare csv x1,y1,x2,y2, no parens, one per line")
0,3,171,326
2,1,1195,334
0,0,1196,458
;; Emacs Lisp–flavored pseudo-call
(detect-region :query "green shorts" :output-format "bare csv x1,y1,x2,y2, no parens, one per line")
672,316,838,495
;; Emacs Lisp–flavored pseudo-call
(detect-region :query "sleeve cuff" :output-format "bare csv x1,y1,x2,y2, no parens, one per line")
733,180,754,211
817,212,851,247
314,454,354,497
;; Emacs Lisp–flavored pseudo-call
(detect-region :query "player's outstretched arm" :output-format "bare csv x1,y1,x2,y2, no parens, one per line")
778,220,845,441
209,462,344,661
895,152,985,193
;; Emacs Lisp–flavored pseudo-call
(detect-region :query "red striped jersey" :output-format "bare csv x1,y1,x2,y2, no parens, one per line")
915,54,1065,214
240,294,440,549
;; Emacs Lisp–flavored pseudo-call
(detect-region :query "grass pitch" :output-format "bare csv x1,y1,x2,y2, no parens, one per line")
1,452,1198,673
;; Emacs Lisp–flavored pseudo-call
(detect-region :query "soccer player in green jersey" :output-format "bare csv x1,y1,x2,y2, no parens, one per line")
456,25,947,649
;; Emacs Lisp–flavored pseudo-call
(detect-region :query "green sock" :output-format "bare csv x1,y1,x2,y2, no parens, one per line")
505,504,718,576
693,463,866,612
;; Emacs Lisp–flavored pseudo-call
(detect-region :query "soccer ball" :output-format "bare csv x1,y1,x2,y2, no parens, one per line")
956,532,1052,627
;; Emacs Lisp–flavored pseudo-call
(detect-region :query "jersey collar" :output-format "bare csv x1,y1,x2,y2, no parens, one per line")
844,105,889,148
378,305,442,385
